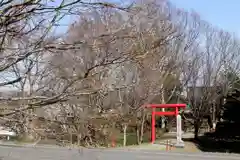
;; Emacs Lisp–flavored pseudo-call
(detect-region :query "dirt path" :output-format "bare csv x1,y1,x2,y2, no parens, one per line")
117,132,201,152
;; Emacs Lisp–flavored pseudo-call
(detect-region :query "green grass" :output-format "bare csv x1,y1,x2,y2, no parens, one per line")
115,129,165,146
115,132,150,146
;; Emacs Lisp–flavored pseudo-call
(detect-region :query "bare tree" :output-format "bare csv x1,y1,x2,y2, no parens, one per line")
0,0,132,103
0,0,133,143
2,0,240,147
41,0,191,146
182,24,240,138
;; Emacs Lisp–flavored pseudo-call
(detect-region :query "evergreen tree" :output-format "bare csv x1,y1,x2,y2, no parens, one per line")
216,70,240,138
221,70,240,123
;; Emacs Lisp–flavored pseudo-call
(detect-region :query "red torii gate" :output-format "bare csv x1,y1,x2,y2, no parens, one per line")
145,104,186,143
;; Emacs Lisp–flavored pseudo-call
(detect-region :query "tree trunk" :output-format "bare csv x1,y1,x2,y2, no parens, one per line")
161,84,166,128
136,127,140,145
69,130,73,149
123,124,128,146
139,112,146,144
194,120,201,139
21,116,35,142
77,133,81,146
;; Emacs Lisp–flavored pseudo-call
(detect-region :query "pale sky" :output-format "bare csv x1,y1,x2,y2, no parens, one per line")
170,0,240,36
54,0,240,36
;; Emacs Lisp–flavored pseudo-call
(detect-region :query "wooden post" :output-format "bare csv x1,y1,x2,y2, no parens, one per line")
166,140,169,151
111,135,116,147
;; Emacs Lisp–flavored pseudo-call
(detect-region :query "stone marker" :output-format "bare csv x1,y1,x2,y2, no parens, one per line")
175,114,184,148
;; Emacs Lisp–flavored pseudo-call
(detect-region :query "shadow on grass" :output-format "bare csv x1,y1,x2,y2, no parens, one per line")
183,134,240,154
